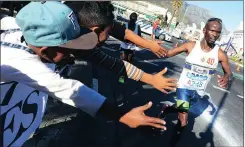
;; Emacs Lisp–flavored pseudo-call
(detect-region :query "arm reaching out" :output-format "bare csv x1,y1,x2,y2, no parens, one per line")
74,49,177,93
140,68,177,94
124,29,167,57
109,21,167,57
120,101,167,129
165,42,192,57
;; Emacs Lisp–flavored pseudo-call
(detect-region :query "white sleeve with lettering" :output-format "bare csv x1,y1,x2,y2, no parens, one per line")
1,48,106,117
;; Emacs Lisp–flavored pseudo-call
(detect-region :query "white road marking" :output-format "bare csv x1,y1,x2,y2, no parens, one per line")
92,78,98,92
212,85,230,93
166,90,177,94
40,113,77,128
237,94,243,99
142,84,153,89
74,60,88,65
166,68,181,75
118,103,124,107
142,60,159,66
132,91,139,95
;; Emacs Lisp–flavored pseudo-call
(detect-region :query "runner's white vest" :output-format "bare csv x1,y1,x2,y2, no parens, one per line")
178,41,219,93
120,22,138,50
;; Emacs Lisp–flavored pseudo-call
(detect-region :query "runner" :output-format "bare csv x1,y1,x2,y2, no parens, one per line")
162,18,232,146
120,12,141,63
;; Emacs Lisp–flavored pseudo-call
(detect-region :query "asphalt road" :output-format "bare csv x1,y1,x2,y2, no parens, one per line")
23,36,244,147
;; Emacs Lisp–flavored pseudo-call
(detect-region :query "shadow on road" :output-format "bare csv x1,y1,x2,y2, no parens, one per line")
189,79,234,147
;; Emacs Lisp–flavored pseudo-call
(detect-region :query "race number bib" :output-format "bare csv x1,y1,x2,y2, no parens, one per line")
183,65,210,91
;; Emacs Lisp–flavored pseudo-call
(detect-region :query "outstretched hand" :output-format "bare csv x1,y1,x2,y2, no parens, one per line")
119,101,167,130
151,67,177,94
148,40,167,58
217,75,229,89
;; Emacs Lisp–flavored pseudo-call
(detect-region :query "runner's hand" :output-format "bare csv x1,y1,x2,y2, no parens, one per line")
217,75,229,88
119,101,167,130
148,40,167,58
151,67,177,94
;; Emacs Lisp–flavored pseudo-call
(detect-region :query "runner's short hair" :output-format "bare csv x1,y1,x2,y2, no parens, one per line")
205,17,223,28
65,1,115,31
207,18,222,24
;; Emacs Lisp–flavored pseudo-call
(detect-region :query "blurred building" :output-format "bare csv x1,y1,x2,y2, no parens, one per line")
233,21,243,55
112,1,169,21
220,21,243,56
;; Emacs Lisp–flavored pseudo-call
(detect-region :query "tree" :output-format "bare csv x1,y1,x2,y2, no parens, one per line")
168,0,183,30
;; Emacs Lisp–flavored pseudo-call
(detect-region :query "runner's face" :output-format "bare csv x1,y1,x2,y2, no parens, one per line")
203,21,222,44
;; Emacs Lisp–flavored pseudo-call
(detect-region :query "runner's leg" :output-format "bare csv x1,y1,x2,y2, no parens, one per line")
178,111,188,127
169,114,188,147
168,88,191,146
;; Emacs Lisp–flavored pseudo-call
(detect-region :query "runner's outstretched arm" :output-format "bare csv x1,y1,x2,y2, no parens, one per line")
217,49,232,88
165,42,192,57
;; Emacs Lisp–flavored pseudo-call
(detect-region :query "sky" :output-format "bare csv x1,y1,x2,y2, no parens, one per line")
186,1,244,31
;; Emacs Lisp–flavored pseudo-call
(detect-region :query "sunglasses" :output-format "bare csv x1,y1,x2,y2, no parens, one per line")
207,18,222,24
